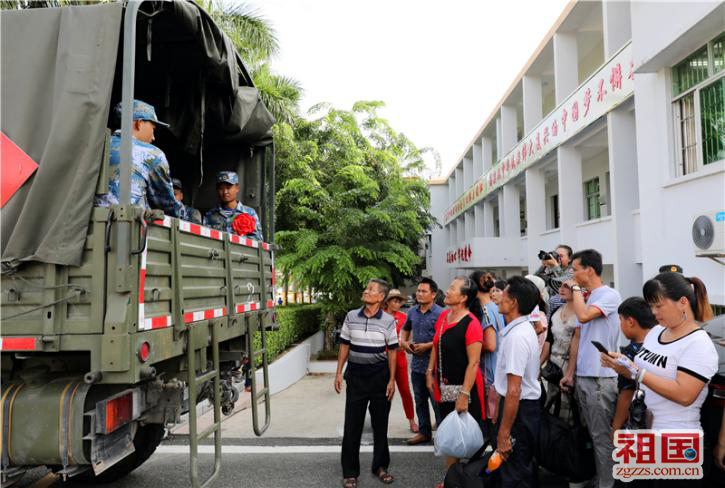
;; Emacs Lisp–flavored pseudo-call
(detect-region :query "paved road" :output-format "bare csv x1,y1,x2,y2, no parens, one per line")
12,374,567,488
17,445,443,488
16,438,566,488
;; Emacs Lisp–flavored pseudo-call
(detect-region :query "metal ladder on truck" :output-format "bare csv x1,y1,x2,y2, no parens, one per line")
186,322,222,488
246,318,271,436
185,318,271,488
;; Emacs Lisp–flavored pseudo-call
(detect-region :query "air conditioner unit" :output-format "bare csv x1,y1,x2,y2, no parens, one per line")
692,211,725,257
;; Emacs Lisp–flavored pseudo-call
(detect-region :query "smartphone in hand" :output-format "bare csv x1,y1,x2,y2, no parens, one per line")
591,340,609,354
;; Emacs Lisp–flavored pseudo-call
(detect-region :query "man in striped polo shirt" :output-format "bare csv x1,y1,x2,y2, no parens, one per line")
335,279,399,487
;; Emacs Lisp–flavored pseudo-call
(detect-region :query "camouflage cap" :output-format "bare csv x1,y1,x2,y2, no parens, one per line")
171,178,183,189
114,99,169,128
216,171,238,185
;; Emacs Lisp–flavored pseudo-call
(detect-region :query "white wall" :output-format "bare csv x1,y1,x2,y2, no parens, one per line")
631,1,724,72
581,149,612,219
632,3,725,305
544,174,559,230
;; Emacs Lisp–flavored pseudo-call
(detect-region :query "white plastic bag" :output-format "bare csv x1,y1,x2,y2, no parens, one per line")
434,410,484,458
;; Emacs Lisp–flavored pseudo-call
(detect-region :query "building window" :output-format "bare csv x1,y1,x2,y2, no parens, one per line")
672,32,725,176
493,206,500,237
551,194,560,229
584,177,601,220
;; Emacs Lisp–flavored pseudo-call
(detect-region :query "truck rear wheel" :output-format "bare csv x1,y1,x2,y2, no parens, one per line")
73,423,165,483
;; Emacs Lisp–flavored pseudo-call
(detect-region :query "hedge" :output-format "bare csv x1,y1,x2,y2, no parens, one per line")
252,304,323,366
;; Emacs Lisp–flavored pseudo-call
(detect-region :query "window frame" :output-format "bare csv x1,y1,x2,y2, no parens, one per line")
671,32,725,177
584,177,601,221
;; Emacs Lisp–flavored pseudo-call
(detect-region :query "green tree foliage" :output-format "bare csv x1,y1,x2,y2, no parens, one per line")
197,0,302,123
274,101,436,326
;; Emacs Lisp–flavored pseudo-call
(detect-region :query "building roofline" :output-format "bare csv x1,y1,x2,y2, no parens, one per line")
442,0,578,181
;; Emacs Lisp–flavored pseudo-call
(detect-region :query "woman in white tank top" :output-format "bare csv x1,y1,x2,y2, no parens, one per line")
601,272,718,431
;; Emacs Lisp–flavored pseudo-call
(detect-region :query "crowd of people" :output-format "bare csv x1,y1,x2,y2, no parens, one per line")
334,246,723,488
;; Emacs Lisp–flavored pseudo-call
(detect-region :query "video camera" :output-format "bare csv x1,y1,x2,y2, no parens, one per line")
538,249,561,262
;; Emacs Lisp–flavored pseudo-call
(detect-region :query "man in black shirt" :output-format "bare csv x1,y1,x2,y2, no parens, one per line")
610,297,656,439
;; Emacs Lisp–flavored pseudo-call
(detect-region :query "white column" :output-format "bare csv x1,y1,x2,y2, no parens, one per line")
495,117,503,159
500,105,518,154
553,32,579,104
448,176,455,206
474,202,485,237
525,166,547,272
482,137,494,172
608,105,641,296
457,217,465,243
472,142,483,178
483,199,494,237
463,157,473,190
502,184,521,238
455,167,463,197
464,210,475,241
602,0,631,58
557,144,583,248
523,75,543,134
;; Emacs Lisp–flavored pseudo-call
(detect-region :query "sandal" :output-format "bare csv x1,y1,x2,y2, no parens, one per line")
342,477,357,488
375,468,394,484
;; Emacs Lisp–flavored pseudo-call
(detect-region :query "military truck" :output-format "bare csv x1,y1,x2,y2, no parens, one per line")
1,1,276,486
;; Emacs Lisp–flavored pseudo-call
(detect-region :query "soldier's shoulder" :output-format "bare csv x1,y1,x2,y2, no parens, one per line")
134,140,167,162
203,207,221,220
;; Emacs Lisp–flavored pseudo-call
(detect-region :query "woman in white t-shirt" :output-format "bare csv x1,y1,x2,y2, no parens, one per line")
602,272,718,431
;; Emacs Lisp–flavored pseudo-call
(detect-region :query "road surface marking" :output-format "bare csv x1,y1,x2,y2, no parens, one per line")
157,445,434,454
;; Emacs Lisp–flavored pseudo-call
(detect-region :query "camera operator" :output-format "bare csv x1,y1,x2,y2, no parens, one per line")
536,245,574,318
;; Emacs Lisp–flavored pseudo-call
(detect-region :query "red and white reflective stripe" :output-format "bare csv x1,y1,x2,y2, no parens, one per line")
0,337,37,351
184,307,227,324
138,242,147,330
140,315,173,331
266,299,275,308
151,216,172,228
178,221,223,241
228,234,260,248
137,238,173,331
262,242,270,251
234,302,259,313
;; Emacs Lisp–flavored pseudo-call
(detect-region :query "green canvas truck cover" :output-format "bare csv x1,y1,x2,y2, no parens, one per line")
1,3,122,267
1,0,275,267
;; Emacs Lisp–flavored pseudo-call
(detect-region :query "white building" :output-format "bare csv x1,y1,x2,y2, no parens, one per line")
425,0,725,308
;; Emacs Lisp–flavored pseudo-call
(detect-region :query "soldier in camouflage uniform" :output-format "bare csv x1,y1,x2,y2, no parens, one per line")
172,178,202,224
95,100,183,218
203,171,263,241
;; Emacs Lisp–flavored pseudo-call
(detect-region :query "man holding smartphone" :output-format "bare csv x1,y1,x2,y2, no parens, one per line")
400,277,443,445
561,249,621,488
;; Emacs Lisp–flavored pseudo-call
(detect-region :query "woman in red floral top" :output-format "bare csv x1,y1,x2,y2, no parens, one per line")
426,276,487,482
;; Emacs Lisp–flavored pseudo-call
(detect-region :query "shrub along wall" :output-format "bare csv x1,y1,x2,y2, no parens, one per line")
252,304,323,366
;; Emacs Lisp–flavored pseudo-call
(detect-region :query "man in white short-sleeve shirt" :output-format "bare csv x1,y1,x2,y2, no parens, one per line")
492,276,541,488
561,249,621,488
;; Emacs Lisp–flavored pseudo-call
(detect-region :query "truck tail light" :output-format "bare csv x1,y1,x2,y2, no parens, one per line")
104,392,133,433
138,341,150,362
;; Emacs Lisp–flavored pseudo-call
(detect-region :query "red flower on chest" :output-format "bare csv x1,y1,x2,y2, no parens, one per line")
232,213,256,236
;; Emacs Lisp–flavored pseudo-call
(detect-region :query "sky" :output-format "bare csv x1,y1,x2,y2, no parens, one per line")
247,0,571,178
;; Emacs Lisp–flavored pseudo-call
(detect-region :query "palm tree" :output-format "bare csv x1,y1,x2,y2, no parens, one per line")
196,0,303,124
